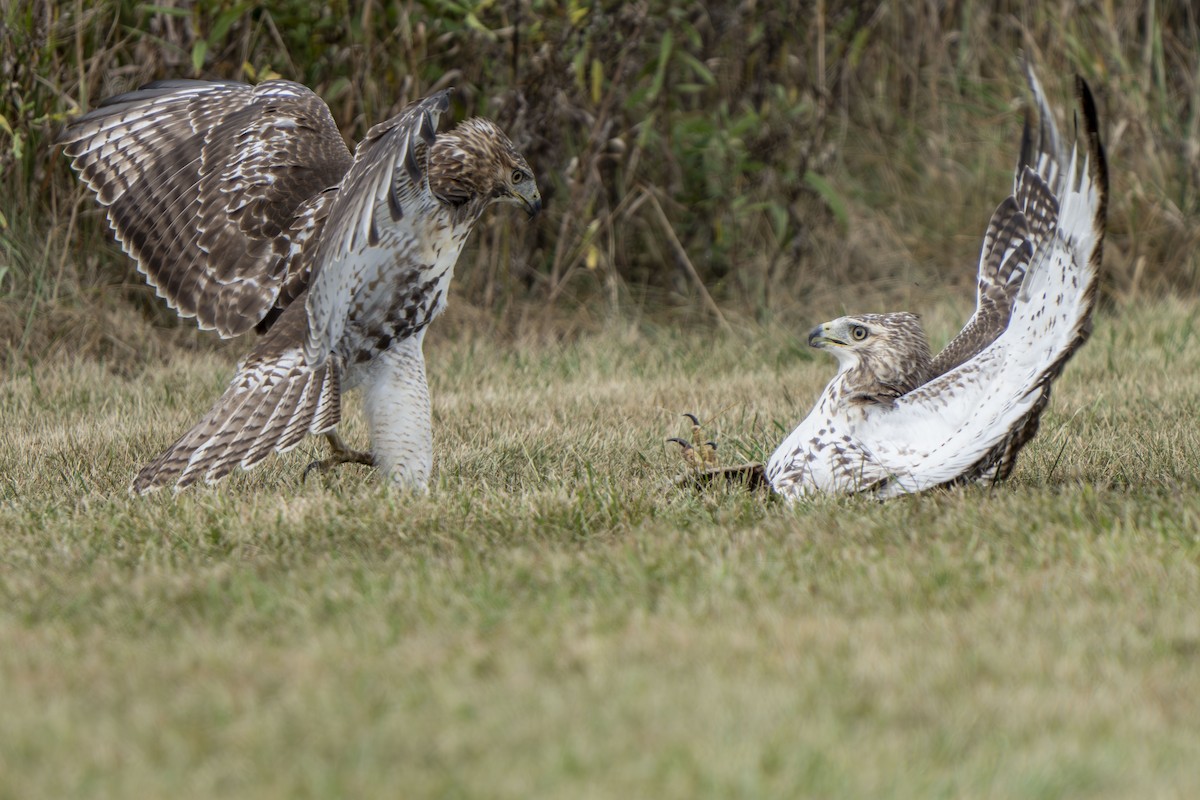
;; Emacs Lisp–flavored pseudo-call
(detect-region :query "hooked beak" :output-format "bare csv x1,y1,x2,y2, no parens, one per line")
517,188,542,218
808,323,847,349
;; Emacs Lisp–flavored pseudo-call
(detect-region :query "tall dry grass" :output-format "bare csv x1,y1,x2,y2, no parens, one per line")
1,0,1198,360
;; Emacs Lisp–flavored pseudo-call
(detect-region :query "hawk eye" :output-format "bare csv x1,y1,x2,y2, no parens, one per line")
851,325,869,341
511,169,527,184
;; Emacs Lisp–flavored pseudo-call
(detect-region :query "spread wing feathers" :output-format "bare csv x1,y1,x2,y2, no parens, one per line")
59,79,353,337
960,74,1107,485
303,90,451,364
927,197,1033,377
131,306,342,494
928,75,1068,378
854,74,1107,497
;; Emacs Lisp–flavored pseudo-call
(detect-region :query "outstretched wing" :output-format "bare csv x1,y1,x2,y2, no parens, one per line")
926,197,1032,377
855,74,1107,497
302,90,451,364
927,75,1067,378
959,71,1101,483
131,301,341,493
59,79,353,337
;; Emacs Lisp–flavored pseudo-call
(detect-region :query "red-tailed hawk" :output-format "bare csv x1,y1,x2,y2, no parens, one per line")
60,80,540,493
765,70,1106,498
673,68,1106,499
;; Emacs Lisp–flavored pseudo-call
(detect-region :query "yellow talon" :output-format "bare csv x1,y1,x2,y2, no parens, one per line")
303,431,375,482
669,413,719,470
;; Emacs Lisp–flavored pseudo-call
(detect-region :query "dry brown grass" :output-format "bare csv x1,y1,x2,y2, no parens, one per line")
2,299,1200,796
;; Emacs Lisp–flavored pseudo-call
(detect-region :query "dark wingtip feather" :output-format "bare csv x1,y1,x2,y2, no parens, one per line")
1075,75,1108,232
403,139,423,182
430,88,454,112
1018,111,1035,174
418,108,438,146
386,181,405,221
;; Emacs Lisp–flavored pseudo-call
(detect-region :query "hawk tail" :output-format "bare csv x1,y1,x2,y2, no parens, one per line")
131,347,342,494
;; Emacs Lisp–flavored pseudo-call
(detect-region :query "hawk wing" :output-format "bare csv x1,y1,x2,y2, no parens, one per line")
129,90,452,493
59,79,353,337
849,74,1107,497
927,74,1067,378
302,90,451,364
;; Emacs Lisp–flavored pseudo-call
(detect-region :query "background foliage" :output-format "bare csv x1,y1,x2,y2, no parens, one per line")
2,0,1199,358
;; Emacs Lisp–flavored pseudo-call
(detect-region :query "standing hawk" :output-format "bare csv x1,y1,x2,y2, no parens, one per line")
675,68,1106,499
59,80,540,493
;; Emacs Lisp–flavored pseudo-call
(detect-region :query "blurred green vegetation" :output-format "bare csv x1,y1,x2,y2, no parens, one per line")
1,0,1199,357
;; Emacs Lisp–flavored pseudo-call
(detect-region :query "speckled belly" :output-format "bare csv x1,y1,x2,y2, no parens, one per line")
337,269,448,371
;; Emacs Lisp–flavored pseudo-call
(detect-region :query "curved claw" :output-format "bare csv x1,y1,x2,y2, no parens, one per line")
668,436,705,470
302,458,328,483
302,432,375,483
301,451,375,483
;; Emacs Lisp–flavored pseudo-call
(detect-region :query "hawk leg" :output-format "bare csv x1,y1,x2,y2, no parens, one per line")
303,431,375,481
666,413,769,492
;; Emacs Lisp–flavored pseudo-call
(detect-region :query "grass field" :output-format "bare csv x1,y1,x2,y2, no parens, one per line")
2,296,1200,798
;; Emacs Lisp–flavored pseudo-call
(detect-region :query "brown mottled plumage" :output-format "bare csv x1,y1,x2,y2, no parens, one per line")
60,81,540,493
806,313,934,406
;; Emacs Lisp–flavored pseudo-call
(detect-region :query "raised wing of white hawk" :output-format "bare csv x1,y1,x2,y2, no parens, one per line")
60,80,541,493
763,68,1107,499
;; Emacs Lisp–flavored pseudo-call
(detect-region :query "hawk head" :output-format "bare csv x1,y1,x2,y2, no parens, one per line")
809,312,933,401
428,118,541,218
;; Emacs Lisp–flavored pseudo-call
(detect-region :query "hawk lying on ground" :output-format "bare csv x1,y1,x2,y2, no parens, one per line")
60,80,540,493
675,68,1107,499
